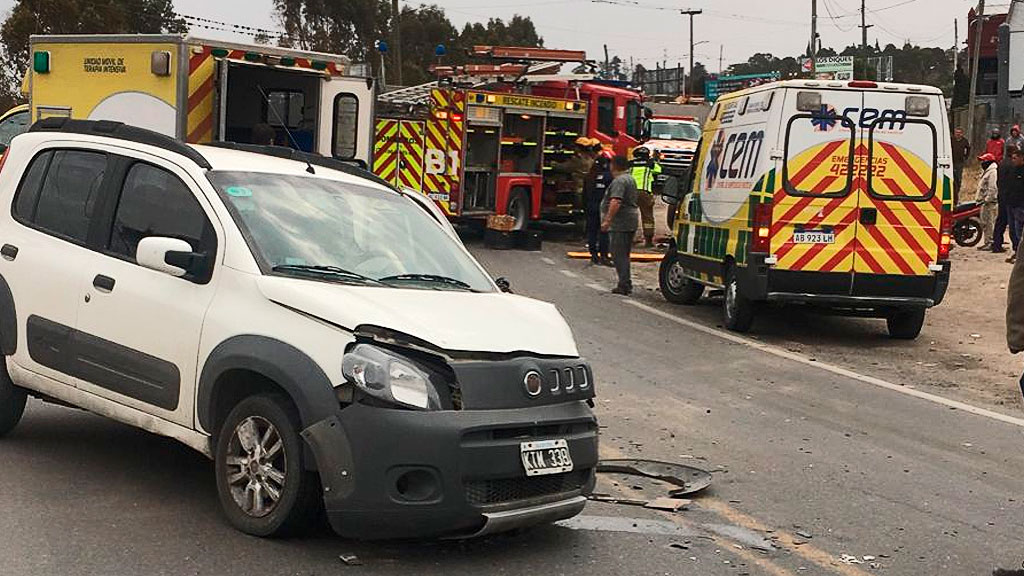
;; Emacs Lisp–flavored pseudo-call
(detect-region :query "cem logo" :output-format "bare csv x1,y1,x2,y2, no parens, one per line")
705,129,765,188
811,107,909,131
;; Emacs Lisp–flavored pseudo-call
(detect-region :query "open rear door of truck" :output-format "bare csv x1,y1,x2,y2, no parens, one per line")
319,76,375,168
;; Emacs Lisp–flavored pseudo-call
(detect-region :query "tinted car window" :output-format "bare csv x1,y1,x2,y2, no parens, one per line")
12,151,53,222
0,111,29,147
109,163,215,269
31,150,107,243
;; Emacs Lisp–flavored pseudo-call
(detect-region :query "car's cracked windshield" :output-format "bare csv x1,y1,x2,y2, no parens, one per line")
208,171,494,292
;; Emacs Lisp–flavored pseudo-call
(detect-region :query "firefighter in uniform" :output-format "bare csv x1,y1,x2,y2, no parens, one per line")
630,147,662,248
584,143,613,265
553,137,597,209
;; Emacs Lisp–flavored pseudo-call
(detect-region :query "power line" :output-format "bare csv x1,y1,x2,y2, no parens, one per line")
821,0,856,32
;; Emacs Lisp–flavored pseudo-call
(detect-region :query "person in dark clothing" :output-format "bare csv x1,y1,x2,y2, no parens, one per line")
601,155,640,295
1006,149,1024,264
951,127,971,204
993,144,1020,253
252,123,276,145
583,148,612,265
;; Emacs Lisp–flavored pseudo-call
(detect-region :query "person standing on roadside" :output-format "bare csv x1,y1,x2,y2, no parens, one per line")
993,144,1020,253
1008,125,1024,157
951,127,971,204
630,147,662,248
601,155,640,295
553,136,596,209
975,153,999,250
1007,150,1024,264
584,143,612,265
988,129,1006,163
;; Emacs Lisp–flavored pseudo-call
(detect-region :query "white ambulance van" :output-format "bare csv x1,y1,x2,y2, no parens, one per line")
660,80,952,339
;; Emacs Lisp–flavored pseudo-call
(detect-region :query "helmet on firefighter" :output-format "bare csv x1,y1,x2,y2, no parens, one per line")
632,146,651,161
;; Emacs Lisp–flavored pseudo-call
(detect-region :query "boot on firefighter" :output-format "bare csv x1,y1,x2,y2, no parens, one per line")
630,147,661,248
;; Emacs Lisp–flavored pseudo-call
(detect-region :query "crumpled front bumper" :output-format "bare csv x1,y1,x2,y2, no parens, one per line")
301,400,598,540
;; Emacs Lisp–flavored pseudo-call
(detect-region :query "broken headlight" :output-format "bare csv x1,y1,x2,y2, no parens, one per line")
342,344,441,410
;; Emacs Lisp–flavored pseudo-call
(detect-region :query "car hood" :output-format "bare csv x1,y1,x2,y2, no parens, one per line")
647,139,698,151
256,276,579,357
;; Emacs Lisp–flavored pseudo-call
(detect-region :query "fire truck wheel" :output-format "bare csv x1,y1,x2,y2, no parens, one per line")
507,189,530,231
886,308,926,340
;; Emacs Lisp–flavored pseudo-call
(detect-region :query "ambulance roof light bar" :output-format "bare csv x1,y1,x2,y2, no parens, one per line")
471,46,588,63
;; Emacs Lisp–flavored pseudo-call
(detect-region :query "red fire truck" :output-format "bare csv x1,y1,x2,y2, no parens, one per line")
372,46,645,229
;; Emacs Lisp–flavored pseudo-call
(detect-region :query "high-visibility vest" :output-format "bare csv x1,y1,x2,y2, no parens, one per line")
631,162,662,192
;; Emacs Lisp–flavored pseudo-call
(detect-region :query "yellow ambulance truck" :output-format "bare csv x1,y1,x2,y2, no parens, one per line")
25,34,375,165
659,80,952,339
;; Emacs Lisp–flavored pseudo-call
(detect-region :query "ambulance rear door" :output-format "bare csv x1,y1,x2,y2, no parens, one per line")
319,75,375,167
852,89,946,289
772,86,862,293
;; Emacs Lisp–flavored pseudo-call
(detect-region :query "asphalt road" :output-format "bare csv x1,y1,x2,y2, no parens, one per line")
2,238,1024,575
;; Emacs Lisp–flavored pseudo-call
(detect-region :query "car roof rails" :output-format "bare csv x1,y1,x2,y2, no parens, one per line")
29,117,213,169
204,141,397,190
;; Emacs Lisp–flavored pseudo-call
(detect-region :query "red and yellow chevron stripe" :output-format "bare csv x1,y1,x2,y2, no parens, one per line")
397,120,425,190
373,119,399,184
770,140,942,276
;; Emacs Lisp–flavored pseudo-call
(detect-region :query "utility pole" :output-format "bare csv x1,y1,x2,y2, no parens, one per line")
681,9,703,94
391,0,402,86
603,44,610,79
967,0,985,143
953,18,959,77
810,0,818,71
719,44,724,75
860,0,873,50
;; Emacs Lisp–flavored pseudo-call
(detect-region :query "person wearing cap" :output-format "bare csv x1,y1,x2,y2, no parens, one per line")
552,137,596,213
629,146,662,248
976,152,1000,251
1008,125,1024,158
987,129,1006,163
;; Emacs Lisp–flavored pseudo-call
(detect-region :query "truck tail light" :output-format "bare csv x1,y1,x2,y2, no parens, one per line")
938,210,952,261
752,202,773,253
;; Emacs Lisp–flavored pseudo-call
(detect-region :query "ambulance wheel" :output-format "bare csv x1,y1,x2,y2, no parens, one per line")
506,189,530,232
660,252,703,305
723,266,755,333
886,308,926,340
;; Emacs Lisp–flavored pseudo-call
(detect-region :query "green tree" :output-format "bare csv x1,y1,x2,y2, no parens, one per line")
274,0,389,73
0,0,184,106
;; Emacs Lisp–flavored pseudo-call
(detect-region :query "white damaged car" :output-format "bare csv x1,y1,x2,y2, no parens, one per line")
0,118,598,538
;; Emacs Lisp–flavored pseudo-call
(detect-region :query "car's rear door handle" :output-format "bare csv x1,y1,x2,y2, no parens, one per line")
0,244,18,261
93,274,115,292
859,208,878,225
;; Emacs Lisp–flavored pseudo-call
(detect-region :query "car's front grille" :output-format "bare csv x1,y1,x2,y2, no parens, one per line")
658,150,695,176
464,469,591,506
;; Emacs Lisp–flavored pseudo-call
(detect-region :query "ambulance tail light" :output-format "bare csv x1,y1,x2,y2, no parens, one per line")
938,210,952,261
752,202,773,253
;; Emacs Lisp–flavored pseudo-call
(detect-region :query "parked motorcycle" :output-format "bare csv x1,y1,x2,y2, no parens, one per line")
952,201,983,248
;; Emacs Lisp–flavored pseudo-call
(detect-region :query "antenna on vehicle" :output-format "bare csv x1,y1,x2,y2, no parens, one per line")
256,83,315,174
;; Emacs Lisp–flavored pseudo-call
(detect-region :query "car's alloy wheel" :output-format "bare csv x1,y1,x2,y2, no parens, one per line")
226,415,287,518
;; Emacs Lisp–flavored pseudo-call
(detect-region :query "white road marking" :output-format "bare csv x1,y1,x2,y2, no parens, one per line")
625,299,1024,429
541,257,556,265
560,270,580,279
586,282,606,292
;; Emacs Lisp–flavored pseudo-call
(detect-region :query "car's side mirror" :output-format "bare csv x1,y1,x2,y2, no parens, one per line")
658,174,681,204
640,119,652,142
495,277,513,293
137,236,205,278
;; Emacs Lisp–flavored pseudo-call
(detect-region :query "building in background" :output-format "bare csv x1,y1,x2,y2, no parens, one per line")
956,3,1021,149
